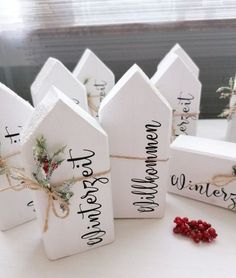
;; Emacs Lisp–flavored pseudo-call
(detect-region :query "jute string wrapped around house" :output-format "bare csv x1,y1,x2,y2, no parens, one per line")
172,110,199,138
195,166,236,187
0,137,110,232
110,154,169,162
87,94,101,114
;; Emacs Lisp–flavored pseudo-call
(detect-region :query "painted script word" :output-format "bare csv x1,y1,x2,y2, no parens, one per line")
131,120,161,213
171,173,236,210
67,149,107,246
4,126,22,144
94,80,107,102
175,92,196,135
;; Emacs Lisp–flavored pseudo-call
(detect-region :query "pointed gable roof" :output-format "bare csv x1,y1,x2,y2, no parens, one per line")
0,82,33,112
100,64,171,114
0,82,33,154
99,64,172,159
22,87,106,148
152,53,201,111
158,43,199,78
73,49,114,88
31,57,88,110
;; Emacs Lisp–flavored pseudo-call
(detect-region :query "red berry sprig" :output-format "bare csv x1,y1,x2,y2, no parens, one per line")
173,217,218,243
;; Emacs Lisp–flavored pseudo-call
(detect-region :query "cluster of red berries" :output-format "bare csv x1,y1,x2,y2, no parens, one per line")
42,158,58,174
173,217,218,243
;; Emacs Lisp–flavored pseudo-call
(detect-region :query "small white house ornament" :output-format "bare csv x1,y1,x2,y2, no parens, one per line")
168,135,236,211
21,88,114,260
99,64,172,218
73,49,115,117
0,83,35,230
217,76,236,142
151,53,202,138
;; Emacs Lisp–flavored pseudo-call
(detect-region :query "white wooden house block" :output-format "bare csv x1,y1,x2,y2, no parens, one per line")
21,88,114,260
151,53,202,138
0,83,35,230
73,49,115,117
169,135,236,211
225,76,236,142
99,64,172,218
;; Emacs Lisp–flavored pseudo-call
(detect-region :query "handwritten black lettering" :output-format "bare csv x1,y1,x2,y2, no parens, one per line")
26,200,35,212
72,98,80,105
94,80,107,102
4,126,22,144
175,92,196,136
170,173,236,210
131,120,161,213
67,149,94,176
68,149,107,246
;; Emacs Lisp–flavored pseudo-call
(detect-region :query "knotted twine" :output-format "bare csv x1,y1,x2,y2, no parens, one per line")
0,151,25,191
87,94,102,115
200,166,236,187
173,111,199,118
186,166,236,211
0,153,110,232
172,110,199,138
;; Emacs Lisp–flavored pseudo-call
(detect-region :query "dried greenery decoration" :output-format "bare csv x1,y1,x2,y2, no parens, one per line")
32,136,74,209
217,77,236,120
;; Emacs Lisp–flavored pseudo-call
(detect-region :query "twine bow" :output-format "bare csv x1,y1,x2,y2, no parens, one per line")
0,137,110,233
0,151,25,191
13,171,70,233
0,152,66,232
189,166,236,190
210,166,236,187
28,168,110,232
0,164,110,233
